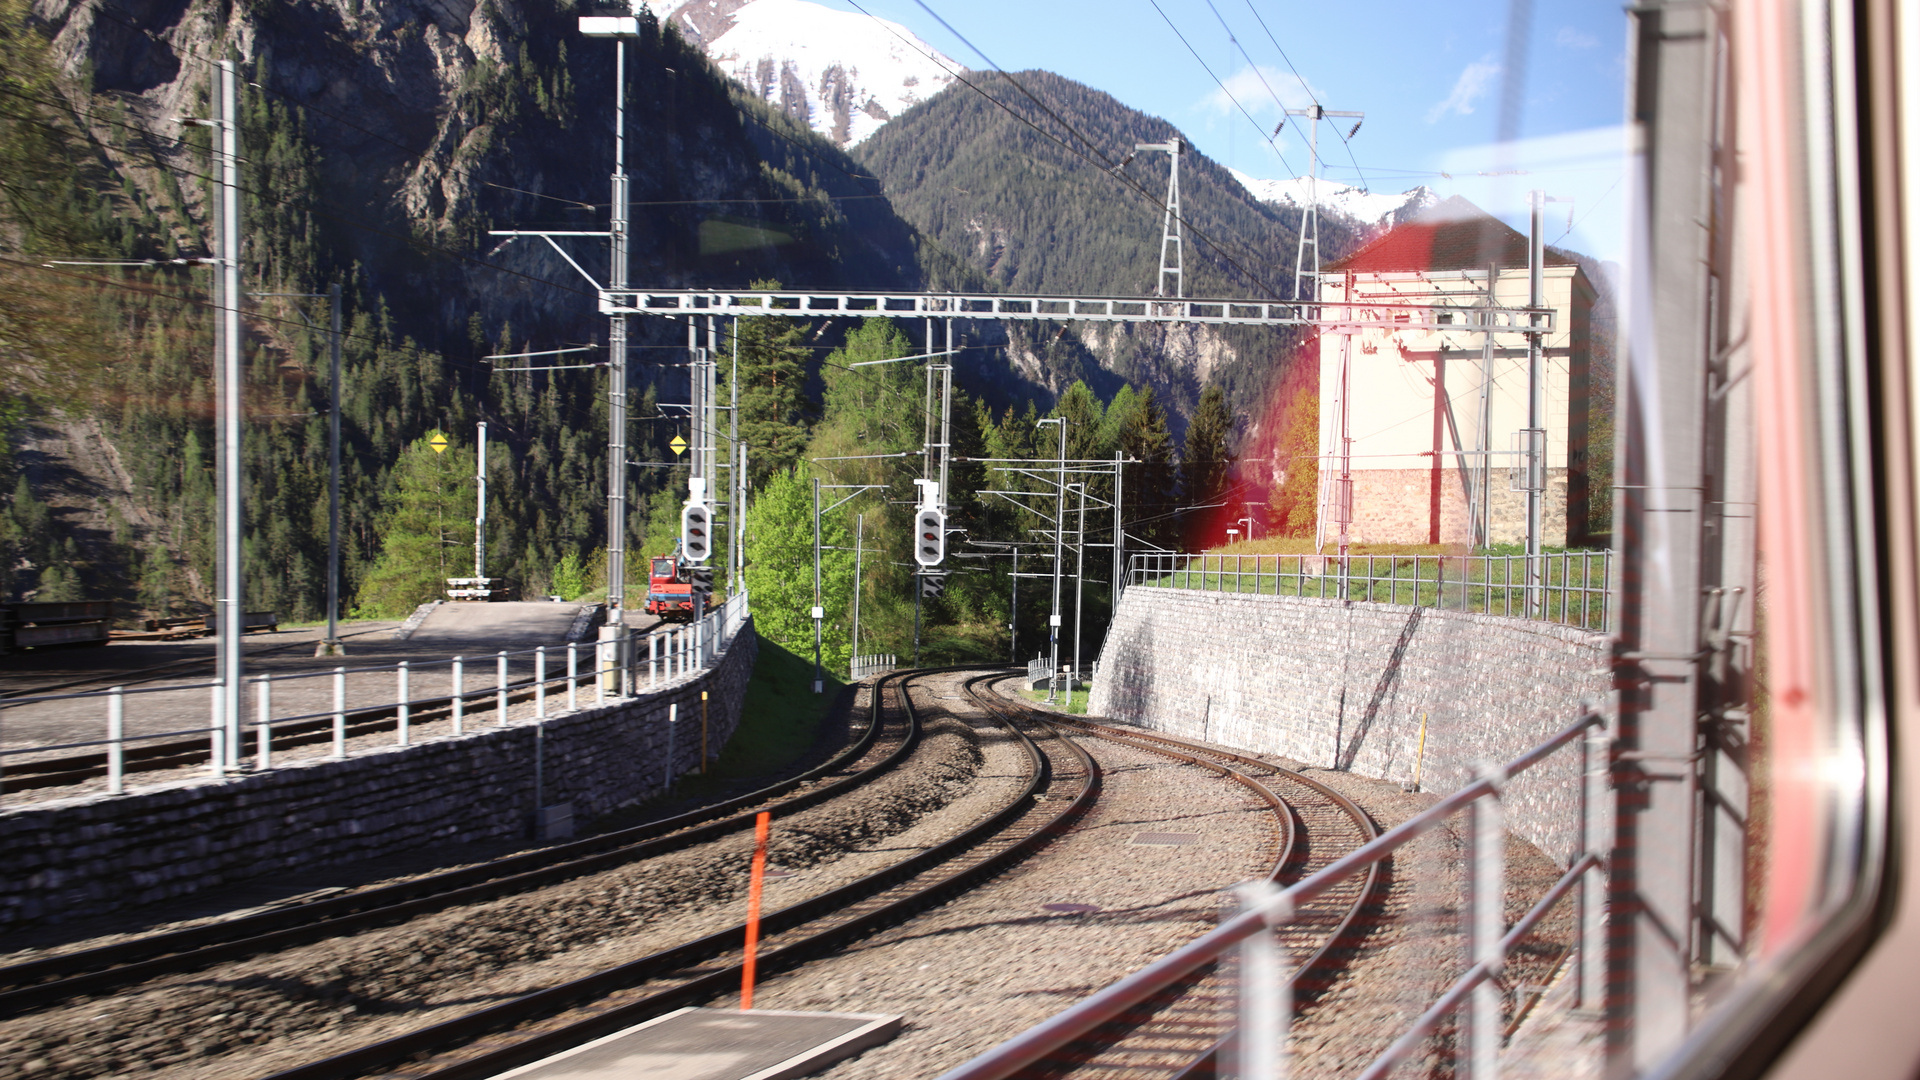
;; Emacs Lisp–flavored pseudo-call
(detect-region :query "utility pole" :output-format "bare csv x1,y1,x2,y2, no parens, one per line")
851,513,863,669
1010,546,1020,663
1072,483,1086,695
1524,190,1547,614
1038,417,1067,702
730,320,741,595
1135,139,1184,298
475,420,488,579
605,36,631,626
811,477,823,694
1286,105,1365,301
211,59,243,772
320,284,342,656
1112,451,1125,610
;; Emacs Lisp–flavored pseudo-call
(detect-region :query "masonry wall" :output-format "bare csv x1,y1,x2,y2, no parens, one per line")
0,622,757,931
1088,591,1607,865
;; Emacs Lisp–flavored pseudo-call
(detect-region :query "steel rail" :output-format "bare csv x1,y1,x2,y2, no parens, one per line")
933,710,1604,1080
1036,715,1383,1077
0,672,918,1015
1352,852,1602,1080
247,669,1099,1080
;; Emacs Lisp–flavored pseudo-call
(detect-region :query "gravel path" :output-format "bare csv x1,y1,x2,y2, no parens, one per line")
0,676,989,1079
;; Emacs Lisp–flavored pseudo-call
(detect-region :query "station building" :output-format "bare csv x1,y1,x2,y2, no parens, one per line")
1313,195,1600,548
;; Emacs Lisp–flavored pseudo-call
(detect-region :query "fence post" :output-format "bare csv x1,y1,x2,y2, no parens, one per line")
255,675,272,769
567,642,579,712
331,667,347,760
497,651,509,725
665,702,677,791
397,662,410,746
453,656,466,734
650,631,659,687
1580,722,1610,1010
536,646,547,719
1233,879,1291,1080
108,686,126,795
1468,763,1506,1080
595,640,606,706
209,678,225,777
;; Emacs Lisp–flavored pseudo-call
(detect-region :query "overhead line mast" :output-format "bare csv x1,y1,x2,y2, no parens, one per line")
1286,104,1364,300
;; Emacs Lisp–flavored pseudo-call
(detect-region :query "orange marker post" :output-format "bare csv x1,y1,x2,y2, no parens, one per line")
741,810,771,1009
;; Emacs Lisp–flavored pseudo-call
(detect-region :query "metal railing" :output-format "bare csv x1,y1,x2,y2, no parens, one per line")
0,592,750,801
935,708,1610,1080
850,654,897,681
1126,550,1612,630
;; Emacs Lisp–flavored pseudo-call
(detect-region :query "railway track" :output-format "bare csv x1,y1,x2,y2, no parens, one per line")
1007,704,1383,1080
0,670,922,1015
232,669,1098,1080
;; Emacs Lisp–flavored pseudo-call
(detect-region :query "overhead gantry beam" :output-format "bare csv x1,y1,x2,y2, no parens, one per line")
606,288,1554,334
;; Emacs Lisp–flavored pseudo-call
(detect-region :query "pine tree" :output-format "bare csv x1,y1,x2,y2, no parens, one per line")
1180,383,1236,546
1113,385,1176,549
355,432,477,618
727,280,816,488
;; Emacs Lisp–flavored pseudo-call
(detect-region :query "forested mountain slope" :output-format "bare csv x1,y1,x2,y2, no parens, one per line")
0,0,952,618
854,68,1364,463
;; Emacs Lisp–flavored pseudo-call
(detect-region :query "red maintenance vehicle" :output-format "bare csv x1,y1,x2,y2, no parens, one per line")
645,543,696,621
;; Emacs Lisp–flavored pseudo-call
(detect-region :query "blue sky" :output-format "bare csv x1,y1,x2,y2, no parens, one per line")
819,1,1633,263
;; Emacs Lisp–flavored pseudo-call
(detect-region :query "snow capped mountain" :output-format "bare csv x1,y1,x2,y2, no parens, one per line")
640,0,963,147
1229,167,1438,228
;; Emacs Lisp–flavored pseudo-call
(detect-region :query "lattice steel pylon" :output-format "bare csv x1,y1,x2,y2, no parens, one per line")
1135,138,1184,298
1287,104,1364,300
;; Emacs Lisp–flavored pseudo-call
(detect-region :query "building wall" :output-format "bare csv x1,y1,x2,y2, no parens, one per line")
1088,588,1608,867
1346,468,1571,547
1316,266,1595,546
0,623,758,931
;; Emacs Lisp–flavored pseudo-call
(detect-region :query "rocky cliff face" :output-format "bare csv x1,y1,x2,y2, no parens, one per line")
31,0,928,351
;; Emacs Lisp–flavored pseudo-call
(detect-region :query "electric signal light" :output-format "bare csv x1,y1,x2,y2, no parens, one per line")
681,502,713,562
914,508,946,567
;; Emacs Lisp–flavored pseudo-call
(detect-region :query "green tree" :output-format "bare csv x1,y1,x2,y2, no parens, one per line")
1180,383,1236,546
1269,392,1319,538
745,467,854,674
552,550,589,600
355,432,476,618
1181,383,1235,503
727,279,816,488
1111,385,1176,549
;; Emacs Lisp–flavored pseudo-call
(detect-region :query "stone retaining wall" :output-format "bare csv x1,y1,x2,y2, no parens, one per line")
1089,590,1608,865
0,621,757,930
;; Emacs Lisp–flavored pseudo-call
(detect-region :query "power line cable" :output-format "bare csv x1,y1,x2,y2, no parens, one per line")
848,0,1292,298
1234,0,1370,192
1145,0,1299,178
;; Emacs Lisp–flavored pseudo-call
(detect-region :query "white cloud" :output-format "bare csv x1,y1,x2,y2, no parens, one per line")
1426,56,1500,123
1556,26,1599,49
1201,64,1318,120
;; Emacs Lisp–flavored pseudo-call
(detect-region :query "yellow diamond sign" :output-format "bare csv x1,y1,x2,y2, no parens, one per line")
428,433,449,454
669,435,688,456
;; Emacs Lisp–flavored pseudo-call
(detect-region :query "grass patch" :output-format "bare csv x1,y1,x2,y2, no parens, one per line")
671,639,845,798
1019,685,1089,714
913,620,1011,666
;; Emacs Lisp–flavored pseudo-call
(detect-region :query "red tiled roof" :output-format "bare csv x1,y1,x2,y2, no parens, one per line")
1326,195,1576,273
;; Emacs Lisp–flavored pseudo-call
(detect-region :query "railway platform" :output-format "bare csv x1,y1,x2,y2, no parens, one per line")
495,1008,901,1080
